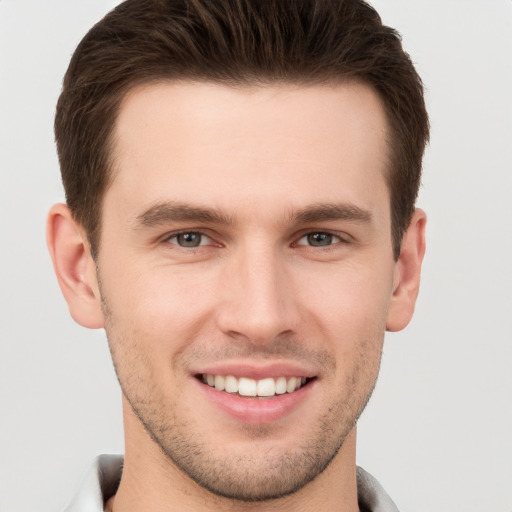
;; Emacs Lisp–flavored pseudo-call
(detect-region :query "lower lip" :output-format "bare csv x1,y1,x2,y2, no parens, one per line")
195,378,314,424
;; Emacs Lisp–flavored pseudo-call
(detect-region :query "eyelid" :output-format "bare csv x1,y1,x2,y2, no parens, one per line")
161,229,216,247
293,230,352,247
158,228,351,247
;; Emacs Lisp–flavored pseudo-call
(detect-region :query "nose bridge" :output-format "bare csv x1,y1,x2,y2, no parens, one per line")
217,239,296,343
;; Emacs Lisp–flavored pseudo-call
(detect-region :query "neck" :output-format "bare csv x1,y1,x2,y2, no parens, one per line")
108,399,360,512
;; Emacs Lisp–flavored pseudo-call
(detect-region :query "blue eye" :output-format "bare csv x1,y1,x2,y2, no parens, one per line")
297,232,341,247
168,232,210,248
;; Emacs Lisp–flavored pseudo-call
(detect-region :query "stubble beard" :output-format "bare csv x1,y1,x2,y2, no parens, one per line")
102,298,383,502
124,387,370,502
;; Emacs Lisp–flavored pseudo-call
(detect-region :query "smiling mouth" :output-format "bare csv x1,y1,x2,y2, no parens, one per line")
198,374,314,398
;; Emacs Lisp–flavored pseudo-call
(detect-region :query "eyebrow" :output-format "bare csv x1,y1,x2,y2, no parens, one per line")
135,201,233,228
291,203,373,225
134,200,372,229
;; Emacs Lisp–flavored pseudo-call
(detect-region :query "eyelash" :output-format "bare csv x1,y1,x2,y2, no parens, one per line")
294,232,344,248
162,230,216,249
161,230,350,249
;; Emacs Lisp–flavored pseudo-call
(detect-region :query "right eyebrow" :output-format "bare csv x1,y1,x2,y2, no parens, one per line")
290,202,373,225
134,201,234,228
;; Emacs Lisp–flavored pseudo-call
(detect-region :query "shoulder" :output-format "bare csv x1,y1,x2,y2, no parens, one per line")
62,455,123,512
356,466,400,512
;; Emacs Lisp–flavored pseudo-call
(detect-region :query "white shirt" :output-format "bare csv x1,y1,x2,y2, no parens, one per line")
63,454,399,512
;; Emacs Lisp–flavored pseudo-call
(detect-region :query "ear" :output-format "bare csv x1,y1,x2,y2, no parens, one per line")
46,203,104,329
386,208,427,332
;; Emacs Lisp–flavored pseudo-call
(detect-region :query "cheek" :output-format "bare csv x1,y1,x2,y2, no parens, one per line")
100,262,219,349
295,260,392,386
299,260,394,333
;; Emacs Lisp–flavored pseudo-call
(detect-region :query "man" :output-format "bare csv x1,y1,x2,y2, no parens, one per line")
46,0,428,510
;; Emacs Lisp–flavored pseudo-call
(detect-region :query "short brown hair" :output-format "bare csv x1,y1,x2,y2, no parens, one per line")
55,0,429,259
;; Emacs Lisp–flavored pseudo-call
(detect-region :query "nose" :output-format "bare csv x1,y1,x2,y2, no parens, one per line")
215,243,298,345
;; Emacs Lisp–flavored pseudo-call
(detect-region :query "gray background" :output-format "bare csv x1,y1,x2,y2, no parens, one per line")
1,1,511,510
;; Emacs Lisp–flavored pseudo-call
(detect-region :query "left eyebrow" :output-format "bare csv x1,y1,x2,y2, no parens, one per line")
134,201,234,228
290,203,373,225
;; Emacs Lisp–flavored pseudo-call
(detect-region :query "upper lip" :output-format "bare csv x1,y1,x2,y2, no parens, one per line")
193,361,318,380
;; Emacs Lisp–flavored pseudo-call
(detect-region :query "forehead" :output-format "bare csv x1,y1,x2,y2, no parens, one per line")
108,81,391,223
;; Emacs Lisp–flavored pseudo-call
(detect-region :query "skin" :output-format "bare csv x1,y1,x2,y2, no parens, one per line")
47,81,426,512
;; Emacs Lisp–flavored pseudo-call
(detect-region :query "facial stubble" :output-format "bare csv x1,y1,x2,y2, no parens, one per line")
101,290,383,502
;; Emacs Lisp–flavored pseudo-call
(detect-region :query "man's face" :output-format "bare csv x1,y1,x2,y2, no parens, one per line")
98,81,397,499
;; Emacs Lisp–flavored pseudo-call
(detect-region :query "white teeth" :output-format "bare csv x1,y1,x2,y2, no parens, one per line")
224,375,238,393
275,376,287,395
239,377,257,396
286,377,298,393
203,374,307,397
257,378,276,397
214,375,225,391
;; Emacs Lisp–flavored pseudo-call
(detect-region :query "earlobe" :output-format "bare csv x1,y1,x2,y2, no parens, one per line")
386,208,427,332
46,203,104,329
